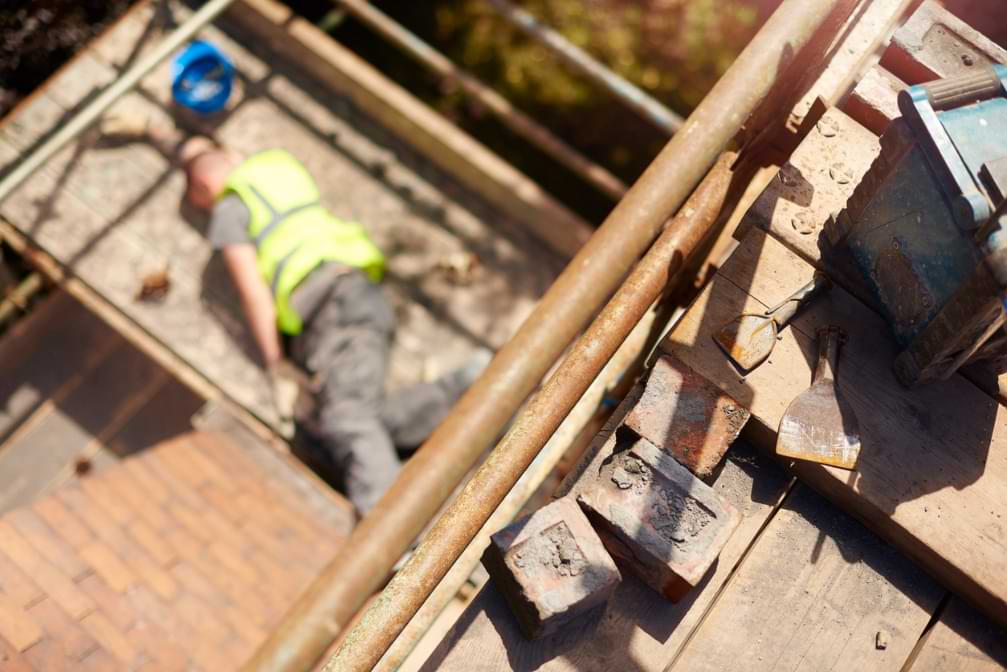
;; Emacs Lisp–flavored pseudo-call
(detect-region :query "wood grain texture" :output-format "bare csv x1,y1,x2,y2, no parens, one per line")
668,485,942,672
420,441,793,672
909,597,1007,671
662,227,1007,628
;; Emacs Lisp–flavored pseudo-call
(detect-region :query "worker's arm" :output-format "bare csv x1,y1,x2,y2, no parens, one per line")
221,243,283,369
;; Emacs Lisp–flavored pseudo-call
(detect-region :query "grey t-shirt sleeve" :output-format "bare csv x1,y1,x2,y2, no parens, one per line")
207,193,252,249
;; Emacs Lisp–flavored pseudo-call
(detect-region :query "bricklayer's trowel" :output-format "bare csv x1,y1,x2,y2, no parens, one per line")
713,273,830,371
776,325,861,470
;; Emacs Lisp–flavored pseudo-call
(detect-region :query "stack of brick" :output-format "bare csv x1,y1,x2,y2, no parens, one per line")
0,430,354,670
483,355,749,639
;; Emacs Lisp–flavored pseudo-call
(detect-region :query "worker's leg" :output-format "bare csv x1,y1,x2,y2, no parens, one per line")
292,274,399,513
381,349,492,450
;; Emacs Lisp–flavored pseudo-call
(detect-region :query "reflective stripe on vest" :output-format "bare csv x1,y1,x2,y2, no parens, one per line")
222,149,386,335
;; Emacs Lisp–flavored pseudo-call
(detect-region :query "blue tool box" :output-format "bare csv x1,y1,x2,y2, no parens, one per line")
828,65,1007,386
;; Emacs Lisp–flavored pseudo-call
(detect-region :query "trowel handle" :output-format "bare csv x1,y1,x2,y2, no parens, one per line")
767,273,831,327
918,65,1006,111
813,325,844,384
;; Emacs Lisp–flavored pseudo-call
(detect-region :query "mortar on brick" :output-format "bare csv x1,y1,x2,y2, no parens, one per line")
578,436,741,602
482,497,620,640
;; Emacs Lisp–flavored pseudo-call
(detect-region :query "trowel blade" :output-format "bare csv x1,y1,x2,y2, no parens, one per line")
713,314,779,371
776,380,861,469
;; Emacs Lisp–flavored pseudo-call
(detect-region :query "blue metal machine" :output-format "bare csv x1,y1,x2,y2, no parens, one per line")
829,65,1007,386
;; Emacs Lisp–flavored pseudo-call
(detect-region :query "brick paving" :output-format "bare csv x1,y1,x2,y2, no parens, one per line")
0,431,354,670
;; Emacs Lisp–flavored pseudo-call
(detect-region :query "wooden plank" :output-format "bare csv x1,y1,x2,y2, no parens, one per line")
668,485,942,671
662,227,1007,628
225,0,592,259
420,441,794,672
0,340,166,512
0,291,124,443
908,597,1007,671
103,378,203,458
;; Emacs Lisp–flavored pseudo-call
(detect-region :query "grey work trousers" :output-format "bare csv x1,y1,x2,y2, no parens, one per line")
290,271,455,513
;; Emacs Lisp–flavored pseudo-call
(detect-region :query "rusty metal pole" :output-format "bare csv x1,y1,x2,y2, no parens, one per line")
318,3,837,670
334,0,628,200
328,152,738,672
485,0,685,134
245,2,837,670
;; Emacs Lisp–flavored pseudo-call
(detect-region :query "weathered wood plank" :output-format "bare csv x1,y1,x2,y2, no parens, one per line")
420,441,793,672
668,485,942,672
0,340,167,513
662,227,1007,628
909,597,1007,672
0,291,123,443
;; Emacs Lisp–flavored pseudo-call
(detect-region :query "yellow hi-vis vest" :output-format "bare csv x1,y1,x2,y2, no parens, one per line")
222,149,385,335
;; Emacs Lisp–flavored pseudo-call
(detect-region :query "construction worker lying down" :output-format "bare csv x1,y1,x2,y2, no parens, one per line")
177,136,488,513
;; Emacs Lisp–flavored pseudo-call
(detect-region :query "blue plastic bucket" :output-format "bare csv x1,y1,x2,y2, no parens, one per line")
171,40,234,114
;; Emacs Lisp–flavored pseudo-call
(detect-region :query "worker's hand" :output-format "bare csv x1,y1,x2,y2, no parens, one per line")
268,362,301,439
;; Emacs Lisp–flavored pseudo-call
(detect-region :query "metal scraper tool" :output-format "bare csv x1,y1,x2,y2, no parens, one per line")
713,273,830,371
776,325,861,469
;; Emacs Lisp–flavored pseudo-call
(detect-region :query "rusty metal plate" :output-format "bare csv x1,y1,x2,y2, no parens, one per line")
624,355,750,477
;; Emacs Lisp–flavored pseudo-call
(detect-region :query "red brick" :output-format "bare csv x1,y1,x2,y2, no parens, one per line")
78,543,137,594
221,603,267,647
207,542,260,587
22,637,70,671
169,503,216,544
130,552,179,602
127,519,176,566
0,521,95,619
174,594,231,645
80,611,139,665
843,66,905,136
126,619,189,672
143,451,206,509
125,586,197,645
27,597,98,660
0,552,43,608
578,436,741,601
881,0,1007,84
79,476,134,526
100,468,173,532
57,487,128,551
32,497,93,548
482,498,620,639
0,594,42,651
5,508,90,580
76,574,136,632
120,459,170,505
77,647,120,672
623,355,749,478
170,562,224,605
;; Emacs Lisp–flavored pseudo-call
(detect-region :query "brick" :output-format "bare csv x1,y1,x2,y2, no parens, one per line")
80,611,139,665
126,620,189,672
100,468,173,532
0,521,95,619
6,509,90,580
170,563,222,605
482,498,620,639
881,0,1007,85
22,637,70,671
127,519,176,566
623,355,750,478
120,459,171,505
208,541,260,587
76,574,136,632
0,636,31,672
27,597,98,660
32,497,93,548
577,437,741,601
79,476,134,526
57,487,127,550
77,647,120,672
125,586,198,645
221,603,267,647
78,543,137,593
130,552,179,601
0,594,42,651
843,66,905,136
0,552,43,608
174,594,231,645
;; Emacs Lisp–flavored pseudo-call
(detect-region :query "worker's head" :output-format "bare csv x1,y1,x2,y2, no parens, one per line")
179,136,241,211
